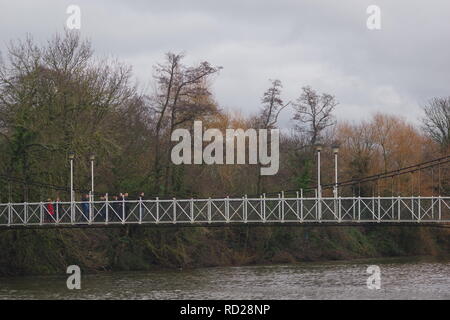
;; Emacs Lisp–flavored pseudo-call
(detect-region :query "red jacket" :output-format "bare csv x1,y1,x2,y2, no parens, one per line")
46,203,55,216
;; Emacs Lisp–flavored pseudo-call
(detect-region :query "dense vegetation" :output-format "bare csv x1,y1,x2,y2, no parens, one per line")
1,225,449,276
0,31,449,276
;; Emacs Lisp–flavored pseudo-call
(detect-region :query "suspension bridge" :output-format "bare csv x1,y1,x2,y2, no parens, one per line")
0,155,449,229
0,195,449,229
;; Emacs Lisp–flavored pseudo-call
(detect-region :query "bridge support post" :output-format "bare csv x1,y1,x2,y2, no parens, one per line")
357,197,361,222
207,197,212,223
318,196,323,222
7,203,11,226
300,190,303,222
226,196,230,223
398,196,401,221
190,198,194,223
122,197,125,224
40,202,43,226
432,196,435,219
105,193,109,224
70,198,74,225
243,195,247,223
391,196,394,219
263,193,266,222
377,196,381,222
139,197,142,224
372,197,375,221
156,197,159,223
88,191,92,225
338,197,342,222
173,198,177,224
418,196,421,222
334,195,337,222
260,195,263,222
24,202,28,225
280,192,284,222
438,196,442,221
55,201,58,224
314,189,319,220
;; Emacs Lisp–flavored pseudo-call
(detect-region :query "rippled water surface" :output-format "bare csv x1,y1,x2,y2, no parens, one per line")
1,257,449,299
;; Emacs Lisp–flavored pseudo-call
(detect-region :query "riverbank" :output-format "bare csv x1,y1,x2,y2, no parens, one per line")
0,225,449,276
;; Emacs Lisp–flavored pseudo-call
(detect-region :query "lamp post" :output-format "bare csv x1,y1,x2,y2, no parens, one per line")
315,143,323,221
89,153,95,201
315,143,323,198
332,143,340,199
68,152,75,203
68,152,75,223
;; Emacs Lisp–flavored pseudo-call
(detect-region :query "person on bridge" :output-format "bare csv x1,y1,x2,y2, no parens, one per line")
139,192,145,201
46,198,55,223
81,194,89,221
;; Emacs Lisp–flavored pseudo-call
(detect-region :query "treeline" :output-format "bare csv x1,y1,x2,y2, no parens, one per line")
0,31,450,277
0,31,449,203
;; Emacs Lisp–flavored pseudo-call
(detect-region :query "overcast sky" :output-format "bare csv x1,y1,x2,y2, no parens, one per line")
1,0,449,128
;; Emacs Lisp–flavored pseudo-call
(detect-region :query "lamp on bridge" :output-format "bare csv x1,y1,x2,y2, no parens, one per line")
332,142,340,198
332,144,340,155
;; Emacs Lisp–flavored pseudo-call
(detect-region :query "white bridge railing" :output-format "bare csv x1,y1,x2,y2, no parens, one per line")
0,196,449,227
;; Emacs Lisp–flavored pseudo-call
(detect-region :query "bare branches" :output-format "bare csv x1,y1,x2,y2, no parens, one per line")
292,86,337,145
257,79,289,129
43,30,92,74
0,31,141,200
422,97,450,150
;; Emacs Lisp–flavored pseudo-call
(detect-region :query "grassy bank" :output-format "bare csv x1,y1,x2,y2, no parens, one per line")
0,226,449,276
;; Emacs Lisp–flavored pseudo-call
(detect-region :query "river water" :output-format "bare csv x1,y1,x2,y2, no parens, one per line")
0,257,449,299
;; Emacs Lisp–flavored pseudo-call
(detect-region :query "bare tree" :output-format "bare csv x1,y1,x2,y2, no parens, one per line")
292,86,337,146
0,31,138,201
422,97,450,150
372,113,396,173
255,79,289,193
257,79,289,129
151,52,221,194
338,121,377,195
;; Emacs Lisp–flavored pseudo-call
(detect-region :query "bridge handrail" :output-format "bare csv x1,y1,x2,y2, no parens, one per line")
0,195,449,206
